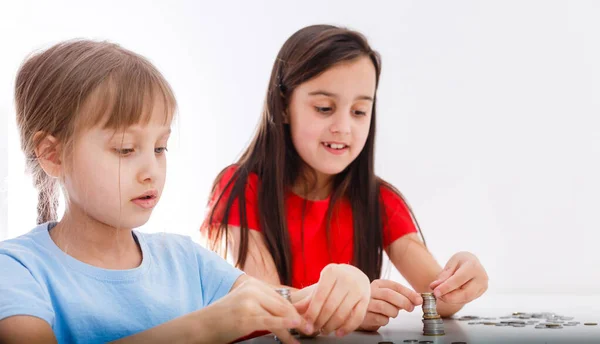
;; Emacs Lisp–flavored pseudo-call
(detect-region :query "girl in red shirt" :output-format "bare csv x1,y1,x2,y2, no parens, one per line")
203,24,489,334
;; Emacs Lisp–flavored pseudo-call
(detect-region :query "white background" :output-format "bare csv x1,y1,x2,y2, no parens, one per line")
1,0,599,295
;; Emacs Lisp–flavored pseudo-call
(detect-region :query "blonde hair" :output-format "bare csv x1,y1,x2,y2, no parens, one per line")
15,39,177,225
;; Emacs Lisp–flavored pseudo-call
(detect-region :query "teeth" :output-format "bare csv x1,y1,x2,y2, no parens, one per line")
324,143,346,150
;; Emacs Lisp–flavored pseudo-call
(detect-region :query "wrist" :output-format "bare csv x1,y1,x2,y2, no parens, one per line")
192,300,237,343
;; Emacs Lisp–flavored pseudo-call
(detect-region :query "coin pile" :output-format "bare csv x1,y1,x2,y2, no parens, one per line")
275,288,291,303
421,292,445,336
456,311,597,329
274,288,296,341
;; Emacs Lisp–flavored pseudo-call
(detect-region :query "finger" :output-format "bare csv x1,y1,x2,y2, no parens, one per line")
313,284,349,331
439,279,486,304
372,288,417,312
360,312,390,331
257,288,303,324
373,280,423,306
375,286,422,308
257,315,301,330
304,276,336,326
438,278,478,304
337,298,371,336
270,328,300,344
321,292,355,334
430,262,459,290
367,299,400,318
433,265,473,298
293,294,311,314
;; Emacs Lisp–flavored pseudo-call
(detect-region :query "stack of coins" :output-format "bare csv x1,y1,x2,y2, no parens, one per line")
421,292,445,336
275,288,292,303
274,288,297,341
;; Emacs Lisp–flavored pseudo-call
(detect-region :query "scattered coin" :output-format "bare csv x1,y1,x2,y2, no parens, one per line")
585,323,598,326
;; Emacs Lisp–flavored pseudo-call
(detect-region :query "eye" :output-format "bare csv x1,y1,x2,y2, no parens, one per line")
315,106,333,114
353,109,367,116
155,147,168,154
114,148,134,156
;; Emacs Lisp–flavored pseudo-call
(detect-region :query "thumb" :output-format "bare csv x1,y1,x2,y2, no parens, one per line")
293,294,311,315
429,257,460,290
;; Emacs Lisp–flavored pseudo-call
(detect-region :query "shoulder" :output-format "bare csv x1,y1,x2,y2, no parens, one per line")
0,223,54,265
215,164,260,194
378,181,409,211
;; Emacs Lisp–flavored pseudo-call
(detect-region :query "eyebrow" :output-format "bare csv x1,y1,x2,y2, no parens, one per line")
124,127,172,136
308,90,374,102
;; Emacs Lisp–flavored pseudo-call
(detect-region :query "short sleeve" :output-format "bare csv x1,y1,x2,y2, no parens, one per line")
0,254,55,326
204,165,261,231
194,242,245,307
380,185,418,247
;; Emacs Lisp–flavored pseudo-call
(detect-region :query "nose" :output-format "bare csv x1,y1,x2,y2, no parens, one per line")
329,111,351,135
137,150,160,184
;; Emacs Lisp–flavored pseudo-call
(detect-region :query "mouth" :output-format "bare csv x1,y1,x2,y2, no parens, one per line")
321,142,349,150
131,190,159,209
133,190,158,201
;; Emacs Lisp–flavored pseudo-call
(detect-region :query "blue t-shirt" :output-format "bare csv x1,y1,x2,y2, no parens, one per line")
0,222,244,343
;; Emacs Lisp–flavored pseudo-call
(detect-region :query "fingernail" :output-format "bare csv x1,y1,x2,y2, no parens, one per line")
336,329,345,337
305,323,314,333
434,289,441,298
291,319,300,326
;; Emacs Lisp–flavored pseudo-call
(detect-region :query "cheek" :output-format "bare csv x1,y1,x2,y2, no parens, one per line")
66,151,120,199
354,121,371,147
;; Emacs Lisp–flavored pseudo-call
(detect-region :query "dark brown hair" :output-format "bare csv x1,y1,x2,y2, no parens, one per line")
205,25,424,284
15,40,176,225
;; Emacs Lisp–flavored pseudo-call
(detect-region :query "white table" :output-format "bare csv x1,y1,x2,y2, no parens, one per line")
242,294,600,343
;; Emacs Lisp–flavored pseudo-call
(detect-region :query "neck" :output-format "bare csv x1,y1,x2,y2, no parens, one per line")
50,203,142,269
292,168,334,201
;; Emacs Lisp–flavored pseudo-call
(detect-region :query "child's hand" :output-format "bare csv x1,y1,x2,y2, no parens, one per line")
294,264,370,337
358,279,423,332
429,251,488,304
222,277,305,344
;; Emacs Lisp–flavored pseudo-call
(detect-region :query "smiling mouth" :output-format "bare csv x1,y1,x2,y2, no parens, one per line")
322,142,348,150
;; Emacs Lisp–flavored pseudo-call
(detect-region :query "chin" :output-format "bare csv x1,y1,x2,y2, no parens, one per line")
107,215,151,230
315,163,349,176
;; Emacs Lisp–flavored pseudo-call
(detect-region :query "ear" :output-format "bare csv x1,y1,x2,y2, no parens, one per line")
33,131,63,178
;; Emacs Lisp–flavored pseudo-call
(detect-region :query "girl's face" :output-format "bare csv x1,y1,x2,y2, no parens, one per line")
63,100,171,230
287,56,376,180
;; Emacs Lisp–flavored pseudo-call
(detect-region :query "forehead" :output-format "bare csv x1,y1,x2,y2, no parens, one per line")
295,56,377,99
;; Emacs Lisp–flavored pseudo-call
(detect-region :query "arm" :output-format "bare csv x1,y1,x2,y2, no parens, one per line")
386,233,465,317
223,225,315,302
224,225,370,336
0,278,245,344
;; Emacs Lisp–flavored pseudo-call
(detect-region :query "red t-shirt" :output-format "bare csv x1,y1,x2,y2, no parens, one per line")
206,166,417,288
